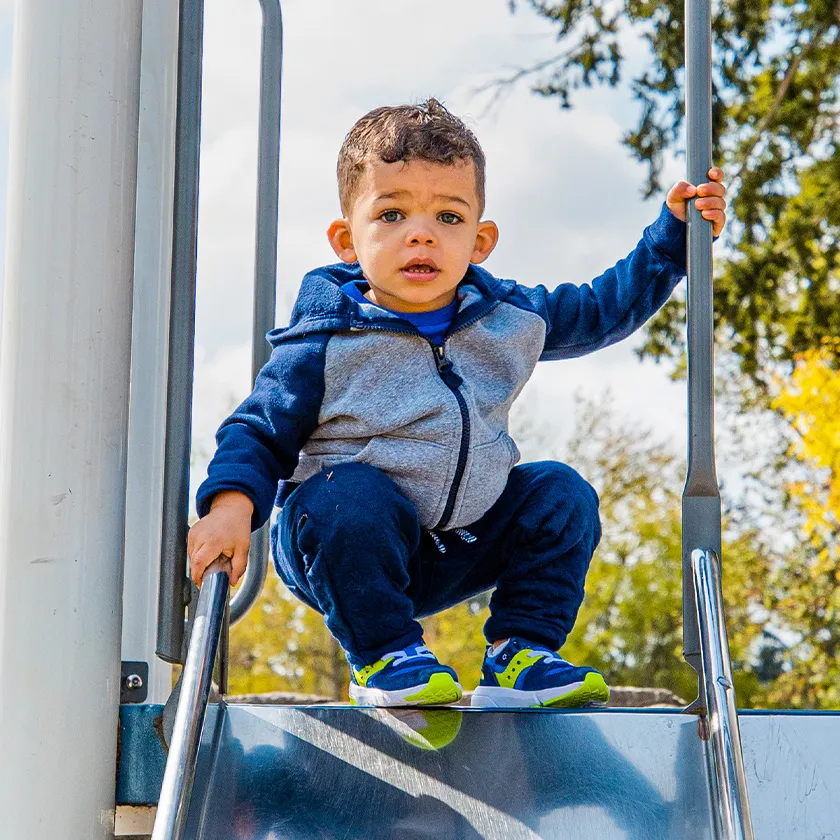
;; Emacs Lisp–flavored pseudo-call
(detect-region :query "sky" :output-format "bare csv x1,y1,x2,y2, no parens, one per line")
0,0,701,500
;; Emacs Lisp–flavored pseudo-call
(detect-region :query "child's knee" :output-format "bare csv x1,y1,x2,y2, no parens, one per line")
287,461,419,544
298,462,398,511
525,461,598,509
517,461,601,540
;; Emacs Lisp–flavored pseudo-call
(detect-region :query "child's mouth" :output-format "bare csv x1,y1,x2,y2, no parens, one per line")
402,259,440,282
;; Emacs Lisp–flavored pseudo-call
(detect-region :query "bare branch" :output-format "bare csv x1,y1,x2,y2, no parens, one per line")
472,48,575,115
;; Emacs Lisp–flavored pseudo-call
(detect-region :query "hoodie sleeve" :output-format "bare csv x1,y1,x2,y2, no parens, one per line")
513,203,688,361
195,332,329,530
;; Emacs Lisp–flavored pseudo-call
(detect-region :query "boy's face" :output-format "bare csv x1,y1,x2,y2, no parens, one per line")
327,158,499,313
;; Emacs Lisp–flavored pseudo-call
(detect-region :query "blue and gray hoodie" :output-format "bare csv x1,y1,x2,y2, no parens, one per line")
196,204,687,533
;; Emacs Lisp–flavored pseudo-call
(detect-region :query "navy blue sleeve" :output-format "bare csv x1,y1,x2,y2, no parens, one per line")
513,203,688,361
195,332,329,530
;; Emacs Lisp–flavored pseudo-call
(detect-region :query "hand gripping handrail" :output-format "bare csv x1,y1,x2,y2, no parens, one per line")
229,0,284,626
692,549,755,840
152,561,229,840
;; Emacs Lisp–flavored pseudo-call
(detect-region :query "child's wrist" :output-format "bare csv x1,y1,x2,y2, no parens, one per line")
209,490,254,515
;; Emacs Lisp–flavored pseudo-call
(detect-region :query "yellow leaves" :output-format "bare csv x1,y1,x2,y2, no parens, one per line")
772,342,840,549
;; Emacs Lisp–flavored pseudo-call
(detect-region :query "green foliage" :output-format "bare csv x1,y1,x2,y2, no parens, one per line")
506,0,840,389
227,395,784,706
228,578,348,698
559,397,773,706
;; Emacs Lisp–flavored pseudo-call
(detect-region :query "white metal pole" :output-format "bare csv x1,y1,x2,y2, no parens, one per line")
0,2,143,839
121,0,179,706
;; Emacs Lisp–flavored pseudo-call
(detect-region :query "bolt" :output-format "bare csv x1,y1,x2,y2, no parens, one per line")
125,673,144,691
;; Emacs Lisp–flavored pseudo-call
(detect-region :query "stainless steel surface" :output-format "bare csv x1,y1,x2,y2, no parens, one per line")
682,0,720,684
230,0,284,627
152,564,229,840
126,674,145,690
693,549,755,840
219,598,230,697
178,704,840,839
157,0,206,664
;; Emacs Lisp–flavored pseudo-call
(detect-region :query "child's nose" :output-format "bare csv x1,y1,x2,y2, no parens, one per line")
406,222,437,247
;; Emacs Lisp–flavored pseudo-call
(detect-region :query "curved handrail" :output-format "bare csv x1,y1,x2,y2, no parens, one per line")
229,0,283,625
692,548,755,840
152,561,229,840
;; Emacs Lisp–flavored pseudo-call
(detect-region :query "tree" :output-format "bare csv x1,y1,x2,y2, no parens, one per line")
767,340,840,707
498,1,840,390
557,395,774,706
227,394,779,706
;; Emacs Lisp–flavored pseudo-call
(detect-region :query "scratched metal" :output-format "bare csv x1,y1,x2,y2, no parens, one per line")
181,705,840,839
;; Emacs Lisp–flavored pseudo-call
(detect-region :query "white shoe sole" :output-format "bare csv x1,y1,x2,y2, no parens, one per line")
349,672,463,707
470,672,609,708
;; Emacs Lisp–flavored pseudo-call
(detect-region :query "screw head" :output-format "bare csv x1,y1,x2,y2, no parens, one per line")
125,673,144,690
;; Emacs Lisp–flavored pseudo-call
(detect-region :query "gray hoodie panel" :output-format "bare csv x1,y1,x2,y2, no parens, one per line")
291,297,547,529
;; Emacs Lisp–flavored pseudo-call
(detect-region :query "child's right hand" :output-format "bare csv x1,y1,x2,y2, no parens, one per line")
187,490,254,587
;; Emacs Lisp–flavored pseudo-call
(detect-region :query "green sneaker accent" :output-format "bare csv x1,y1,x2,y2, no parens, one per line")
494,649,544,688
392,708,463,750
403,672,463,705
540,671,610,708
352,656,392,688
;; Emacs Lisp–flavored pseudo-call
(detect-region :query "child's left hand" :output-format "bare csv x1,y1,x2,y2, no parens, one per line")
666,167,727,237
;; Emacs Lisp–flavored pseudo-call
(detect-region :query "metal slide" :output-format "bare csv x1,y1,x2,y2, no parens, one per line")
179,704,840,840
149,560,840,840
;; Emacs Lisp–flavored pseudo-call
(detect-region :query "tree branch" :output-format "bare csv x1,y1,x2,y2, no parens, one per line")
731,26,828,186
472,48,576,115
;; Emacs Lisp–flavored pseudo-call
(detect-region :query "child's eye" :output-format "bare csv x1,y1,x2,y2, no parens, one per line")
438,212,463,225
379,210,403,223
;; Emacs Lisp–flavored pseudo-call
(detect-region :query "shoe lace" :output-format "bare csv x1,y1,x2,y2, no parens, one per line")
384,644,436,664
530,649,564,665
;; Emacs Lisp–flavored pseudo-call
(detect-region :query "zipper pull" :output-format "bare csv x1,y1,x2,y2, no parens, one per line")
432,343,463,388
432,344,450,372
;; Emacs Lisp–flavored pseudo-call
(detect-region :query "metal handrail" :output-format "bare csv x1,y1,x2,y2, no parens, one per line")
157,0,206,664
157,0,283,657
229,0,284,625
692,548,755,840
682,0,721,696
152,561,229,840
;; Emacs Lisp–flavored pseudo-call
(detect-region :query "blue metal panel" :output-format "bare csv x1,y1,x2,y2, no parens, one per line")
117,704,168,806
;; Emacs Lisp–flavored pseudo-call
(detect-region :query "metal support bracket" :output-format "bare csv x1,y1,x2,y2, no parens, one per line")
121,661,150,704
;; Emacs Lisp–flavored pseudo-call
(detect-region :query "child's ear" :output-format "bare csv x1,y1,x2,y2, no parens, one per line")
470,220,499,265
327,218,357,263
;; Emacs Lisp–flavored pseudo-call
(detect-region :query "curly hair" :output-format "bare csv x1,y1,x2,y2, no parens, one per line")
337,98,486,215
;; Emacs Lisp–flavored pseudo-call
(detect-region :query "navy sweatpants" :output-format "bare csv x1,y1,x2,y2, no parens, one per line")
270,461,601,667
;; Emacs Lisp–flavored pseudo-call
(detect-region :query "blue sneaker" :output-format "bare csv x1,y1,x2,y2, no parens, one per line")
470,637,609,708
349,642,462,707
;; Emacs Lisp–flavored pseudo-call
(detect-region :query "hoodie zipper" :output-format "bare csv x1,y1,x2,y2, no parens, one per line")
354,308,494,529
430,343,470,529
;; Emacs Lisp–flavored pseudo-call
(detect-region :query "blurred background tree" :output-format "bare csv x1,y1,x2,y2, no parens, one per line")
767,339,840,707
496,0,840,391
228,394,794,706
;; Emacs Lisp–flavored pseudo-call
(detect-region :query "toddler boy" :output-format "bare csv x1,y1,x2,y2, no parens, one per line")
189,99,727,708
